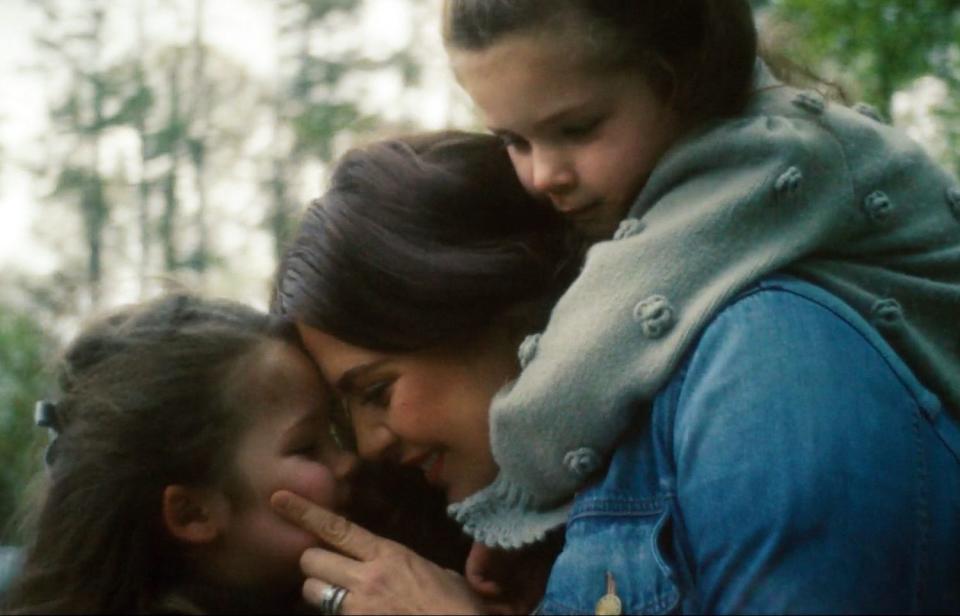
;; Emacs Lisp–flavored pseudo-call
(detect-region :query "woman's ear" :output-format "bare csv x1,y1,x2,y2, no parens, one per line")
162,484,230,545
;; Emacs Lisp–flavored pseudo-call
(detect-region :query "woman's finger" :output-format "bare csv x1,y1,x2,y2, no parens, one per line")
299,546,364,589
271,490,389,561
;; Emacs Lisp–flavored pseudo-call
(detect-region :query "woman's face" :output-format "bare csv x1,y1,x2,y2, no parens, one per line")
449,30,685,241
297,323,519,503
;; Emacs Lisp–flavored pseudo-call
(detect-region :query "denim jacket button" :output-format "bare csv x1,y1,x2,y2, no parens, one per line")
595,572,623,615
595,593,623,615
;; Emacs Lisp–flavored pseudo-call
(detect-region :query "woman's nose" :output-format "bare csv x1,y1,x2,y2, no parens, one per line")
352,410,401,462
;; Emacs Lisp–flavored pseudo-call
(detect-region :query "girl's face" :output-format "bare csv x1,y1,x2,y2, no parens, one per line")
215,341,357,592
450,31,686,241
297,323,519,504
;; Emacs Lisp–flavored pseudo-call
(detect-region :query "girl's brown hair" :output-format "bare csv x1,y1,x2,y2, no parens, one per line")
443,0,758,124
3,295,298,614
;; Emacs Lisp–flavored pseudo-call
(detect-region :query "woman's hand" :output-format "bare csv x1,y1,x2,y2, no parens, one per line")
271,490,486,615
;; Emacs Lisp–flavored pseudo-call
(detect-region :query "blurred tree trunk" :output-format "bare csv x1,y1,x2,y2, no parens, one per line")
264,0,423,260
38,1,112,307
187,0,211,275
81,7,108,305
134,0,153,296
160,55,184,274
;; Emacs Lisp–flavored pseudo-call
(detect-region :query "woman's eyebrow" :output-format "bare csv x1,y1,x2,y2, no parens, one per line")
336,359,390,393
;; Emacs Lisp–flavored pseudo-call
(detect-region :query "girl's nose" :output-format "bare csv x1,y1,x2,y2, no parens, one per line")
531,147,575,196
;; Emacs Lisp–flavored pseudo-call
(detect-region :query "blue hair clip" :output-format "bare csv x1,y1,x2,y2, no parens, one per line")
35,400,61,467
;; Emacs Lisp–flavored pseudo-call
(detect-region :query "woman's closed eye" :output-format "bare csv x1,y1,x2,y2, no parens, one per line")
358,381,393,409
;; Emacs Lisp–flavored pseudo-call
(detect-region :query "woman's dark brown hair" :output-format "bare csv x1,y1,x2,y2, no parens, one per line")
274,131,577,352
443,0,758,124
3,295,299,614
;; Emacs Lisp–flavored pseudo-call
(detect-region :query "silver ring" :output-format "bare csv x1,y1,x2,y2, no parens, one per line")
319,584,349,615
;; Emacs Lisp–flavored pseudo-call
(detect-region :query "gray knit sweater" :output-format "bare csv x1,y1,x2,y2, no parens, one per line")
450,67,960,549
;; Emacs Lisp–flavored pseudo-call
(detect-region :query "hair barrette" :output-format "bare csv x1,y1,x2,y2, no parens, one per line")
35,400,61,432
35,400,61,467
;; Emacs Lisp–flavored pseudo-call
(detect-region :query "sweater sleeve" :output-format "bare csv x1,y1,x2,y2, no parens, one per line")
452,106,871,548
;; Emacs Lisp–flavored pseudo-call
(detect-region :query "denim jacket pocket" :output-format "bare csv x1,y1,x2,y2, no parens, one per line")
538,495,680,615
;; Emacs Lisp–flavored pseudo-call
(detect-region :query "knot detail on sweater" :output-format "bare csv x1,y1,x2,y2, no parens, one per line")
793,90,826,115
633,295,676,339
614,218,646,240
775,166,804,199
853,102,885,123
517,333,541,370
863,191,895,224
563,447,602,478
947,187,960,220
871,298,904,329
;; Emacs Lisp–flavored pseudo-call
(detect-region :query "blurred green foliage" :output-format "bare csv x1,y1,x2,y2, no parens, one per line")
762,0,960,172
766,0,959,107
0,308,51,544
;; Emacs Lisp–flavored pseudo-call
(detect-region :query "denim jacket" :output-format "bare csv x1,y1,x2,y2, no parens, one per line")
538,277,960,614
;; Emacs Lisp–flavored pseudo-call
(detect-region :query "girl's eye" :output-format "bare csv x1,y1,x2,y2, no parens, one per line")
497,132,530,152
560,117,602,140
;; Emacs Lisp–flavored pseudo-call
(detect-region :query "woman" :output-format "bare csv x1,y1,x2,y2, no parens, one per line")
274,132,574,613
274,128,960,614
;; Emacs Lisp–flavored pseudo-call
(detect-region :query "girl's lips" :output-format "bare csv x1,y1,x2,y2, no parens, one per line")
555,200,599,218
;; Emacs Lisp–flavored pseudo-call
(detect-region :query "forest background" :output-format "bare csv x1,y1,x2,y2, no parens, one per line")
1,0,958,542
